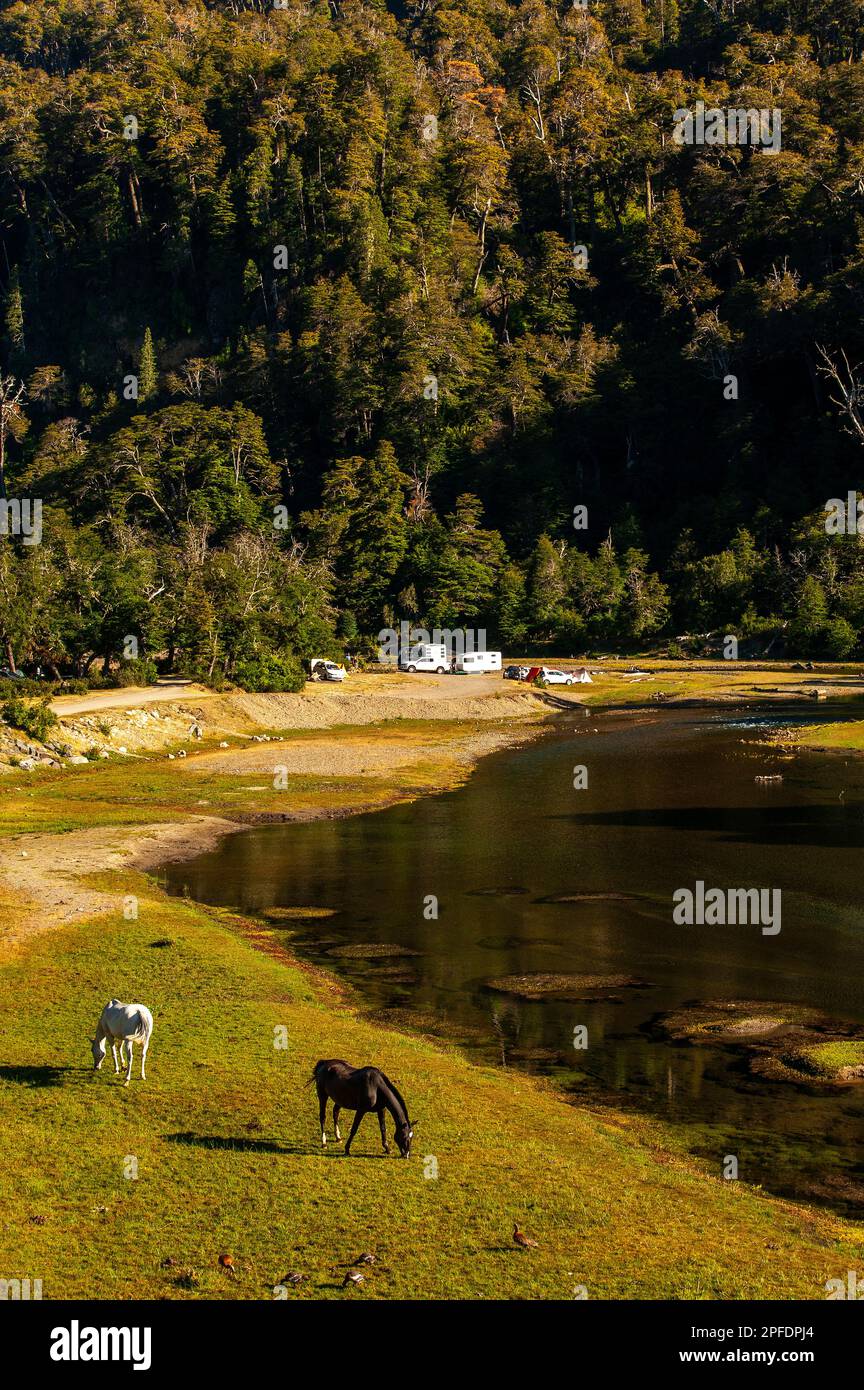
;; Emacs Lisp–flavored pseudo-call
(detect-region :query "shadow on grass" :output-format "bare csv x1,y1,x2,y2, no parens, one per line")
165,1131,321,1156
0,1064,78,1088
165,1131,394,1158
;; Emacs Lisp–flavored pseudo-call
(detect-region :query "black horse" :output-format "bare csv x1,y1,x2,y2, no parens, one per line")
313,1059,415,1157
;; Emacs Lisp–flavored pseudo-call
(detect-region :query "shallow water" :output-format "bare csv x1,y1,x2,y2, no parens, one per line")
164,705,864,1214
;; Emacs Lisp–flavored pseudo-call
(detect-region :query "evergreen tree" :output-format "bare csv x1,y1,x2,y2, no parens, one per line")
138,328,158,403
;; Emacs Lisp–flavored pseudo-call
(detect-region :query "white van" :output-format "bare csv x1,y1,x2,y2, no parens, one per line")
454,651,502,674
399,643,448,673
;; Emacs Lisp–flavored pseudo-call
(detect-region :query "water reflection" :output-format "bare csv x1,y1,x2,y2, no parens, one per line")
165,706,864,1215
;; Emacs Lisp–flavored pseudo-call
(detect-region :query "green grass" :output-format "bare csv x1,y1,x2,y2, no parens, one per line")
562,661,864,709
791,1042,864,1078
0,764,453,838
0,720,497,837
1,883,862,1300
790,720,864,753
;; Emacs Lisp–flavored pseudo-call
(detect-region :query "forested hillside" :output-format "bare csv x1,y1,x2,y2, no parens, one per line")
1,0,863,682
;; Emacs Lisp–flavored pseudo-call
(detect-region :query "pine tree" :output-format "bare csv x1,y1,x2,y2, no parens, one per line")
138,328,158,402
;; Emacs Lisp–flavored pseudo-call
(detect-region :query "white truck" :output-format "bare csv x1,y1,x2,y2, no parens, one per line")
399,643,448,673
454,651,502,674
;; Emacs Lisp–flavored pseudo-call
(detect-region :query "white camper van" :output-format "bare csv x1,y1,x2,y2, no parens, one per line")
454,651,502,674
399,643,448,673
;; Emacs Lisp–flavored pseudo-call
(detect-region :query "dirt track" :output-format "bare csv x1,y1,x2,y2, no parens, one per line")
49,682,217,717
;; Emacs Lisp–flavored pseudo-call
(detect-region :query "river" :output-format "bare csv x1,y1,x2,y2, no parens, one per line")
164,705,864,1215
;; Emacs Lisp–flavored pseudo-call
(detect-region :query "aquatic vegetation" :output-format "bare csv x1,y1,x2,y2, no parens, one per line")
653,1001,864,1087
484,973,650,1000
328,943,421,959
652,1001,823,1045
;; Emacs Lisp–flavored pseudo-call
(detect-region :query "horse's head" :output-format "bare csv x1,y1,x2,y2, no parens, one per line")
395,1119,415,1158
90,1036,107,1070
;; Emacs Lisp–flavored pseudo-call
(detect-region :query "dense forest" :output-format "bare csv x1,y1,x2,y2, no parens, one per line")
0,0,863,685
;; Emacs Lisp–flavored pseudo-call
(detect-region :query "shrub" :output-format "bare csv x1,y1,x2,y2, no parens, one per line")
116,658,159,688
1,697,58,743
232,652,305,693
821,617,858,660
0,677,46,696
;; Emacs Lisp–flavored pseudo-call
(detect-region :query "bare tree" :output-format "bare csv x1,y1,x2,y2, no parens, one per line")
816,345,864,447
0,375,27,499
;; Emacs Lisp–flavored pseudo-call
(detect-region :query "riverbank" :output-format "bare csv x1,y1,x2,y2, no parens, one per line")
0,677,550,942
1,874,862,1299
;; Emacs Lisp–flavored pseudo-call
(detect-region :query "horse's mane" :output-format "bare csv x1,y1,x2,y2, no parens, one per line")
378,1070,410,1124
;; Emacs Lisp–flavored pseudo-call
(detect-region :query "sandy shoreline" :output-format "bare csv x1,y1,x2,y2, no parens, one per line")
0,700,547,945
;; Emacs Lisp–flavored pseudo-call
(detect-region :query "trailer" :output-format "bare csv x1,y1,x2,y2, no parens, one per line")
454,651,502,674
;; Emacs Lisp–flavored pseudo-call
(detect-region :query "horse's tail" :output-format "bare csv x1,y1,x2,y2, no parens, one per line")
305,1061,325,1088
378,1070,410,1123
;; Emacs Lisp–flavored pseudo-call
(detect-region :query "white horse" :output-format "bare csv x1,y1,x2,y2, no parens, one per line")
90,1000,153,1085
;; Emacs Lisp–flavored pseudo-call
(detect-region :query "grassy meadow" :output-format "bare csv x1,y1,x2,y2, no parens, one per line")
3,691,864,1300
1,878,863,1300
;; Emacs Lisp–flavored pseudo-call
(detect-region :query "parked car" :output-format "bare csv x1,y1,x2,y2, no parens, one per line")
0,665,25,680
503,665,529,680
537,667,577,686
309,658,347,683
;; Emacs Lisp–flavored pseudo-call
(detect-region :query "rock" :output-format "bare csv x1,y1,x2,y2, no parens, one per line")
328,943,421,959
649,1000,822,1044
67,755,89,765
484,972,650,999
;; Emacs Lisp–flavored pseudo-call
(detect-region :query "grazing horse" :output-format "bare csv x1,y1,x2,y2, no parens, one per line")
90,1000,153,1085
313,1059,415,1157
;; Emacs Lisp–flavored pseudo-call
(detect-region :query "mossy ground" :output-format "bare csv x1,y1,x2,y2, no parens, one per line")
785,1041,864,1079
